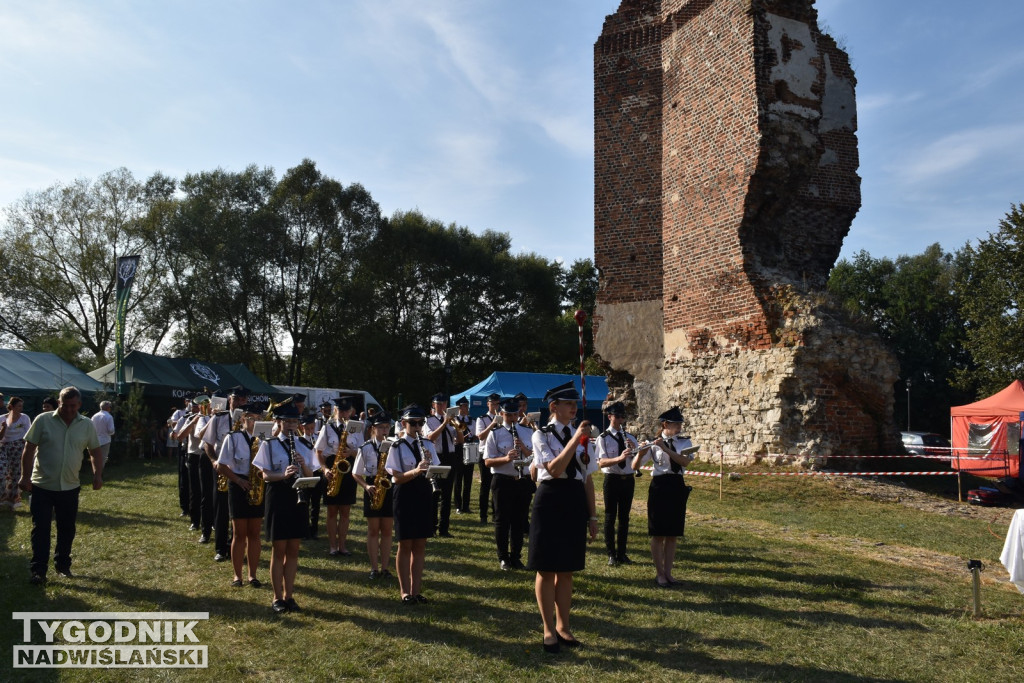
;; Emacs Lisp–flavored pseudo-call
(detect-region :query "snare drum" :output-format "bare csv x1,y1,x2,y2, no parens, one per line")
462,442,480,465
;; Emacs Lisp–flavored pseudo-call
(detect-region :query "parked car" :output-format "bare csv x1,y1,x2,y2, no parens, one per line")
900,431,950,456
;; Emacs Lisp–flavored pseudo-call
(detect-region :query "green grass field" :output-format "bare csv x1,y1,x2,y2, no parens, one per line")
1,458,1023,682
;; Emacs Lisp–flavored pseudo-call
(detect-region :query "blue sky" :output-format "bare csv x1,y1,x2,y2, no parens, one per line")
2,0,1021,267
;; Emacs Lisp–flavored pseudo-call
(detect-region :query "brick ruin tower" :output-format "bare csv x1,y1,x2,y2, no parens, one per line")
593,0,900,458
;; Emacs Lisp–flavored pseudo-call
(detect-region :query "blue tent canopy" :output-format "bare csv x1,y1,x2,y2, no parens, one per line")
450,371,609,424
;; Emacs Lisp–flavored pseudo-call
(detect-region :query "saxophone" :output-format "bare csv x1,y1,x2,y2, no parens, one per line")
325,422,351,497
369,439,392,510
216,411,244,493
247,432,265,506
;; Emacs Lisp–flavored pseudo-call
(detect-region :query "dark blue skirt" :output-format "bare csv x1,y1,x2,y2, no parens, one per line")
527,478,587,573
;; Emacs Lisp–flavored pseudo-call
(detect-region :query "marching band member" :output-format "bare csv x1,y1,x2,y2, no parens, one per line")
529,382,598,654
167,396,191,520
352,412,394,579
483,398,534,570
596,401,639,566
631,407,695,588
422,393,462,538
452,396,474,515
215,404,264,587
315,398,360,556
473,393,502,524
174,395,211,541
386,405,439,604
315,401,332,436
252,403,315,613
514,391,537,535
202,386,249,562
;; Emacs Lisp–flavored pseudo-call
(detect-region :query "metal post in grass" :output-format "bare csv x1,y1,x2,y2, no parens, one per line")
967,559,983,617
719,448,724,501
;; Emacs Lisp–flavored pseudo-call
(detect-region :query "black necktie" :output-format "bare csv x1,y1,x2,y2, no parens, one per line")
670,438,682,474
441,418,450,454
615,432,626,469
561,426,579,478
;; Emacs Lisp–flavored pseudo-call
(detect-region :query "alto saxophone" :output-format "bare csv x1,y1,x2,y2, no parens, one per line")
216,411,245,493
325,423,351,498
247,432,265,506
369,439,392,511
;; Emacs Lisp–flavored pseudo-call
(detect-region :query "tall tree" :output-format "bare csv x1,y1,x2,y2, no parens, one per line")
828,244,972,431
0,168,170,368
955,203,1024,397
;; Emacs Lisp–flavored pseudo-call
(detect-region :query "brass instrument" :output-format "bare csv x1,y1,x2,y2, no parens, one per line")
247,431,265,506
369,439,392,511
264,396,293,420
287,431,310,505
216,410,245,492
325,422,351,498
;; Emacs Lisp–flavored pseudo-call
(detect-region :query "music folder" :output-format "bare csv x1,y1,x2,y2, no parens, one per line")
293,476,320,490
427,465,452,479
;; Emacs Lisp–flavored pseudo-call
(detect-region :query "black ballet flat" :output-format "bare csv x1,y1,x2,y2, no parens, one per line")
230,579,243,587
556,633,581,648
401,595,416,605
542,639,560,654
415,594,428,603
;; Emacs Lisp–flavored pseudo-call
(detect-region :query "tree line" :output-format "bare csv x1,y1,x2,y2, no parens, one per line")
828,202,1024,432
0,160,597,407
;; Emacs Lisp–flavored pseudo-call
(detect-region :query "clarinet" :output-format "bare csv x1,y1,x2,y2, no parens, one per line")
509,422,527,478
417,432,442,495
287,431,310,505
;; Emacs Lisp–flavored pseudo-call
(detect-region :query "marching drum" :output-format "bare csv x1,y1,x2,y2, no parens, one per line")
462,442,480,465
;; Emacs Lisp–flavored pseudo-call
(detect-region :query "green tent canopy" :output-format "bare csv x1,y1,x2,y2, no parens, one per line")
0,348,105,413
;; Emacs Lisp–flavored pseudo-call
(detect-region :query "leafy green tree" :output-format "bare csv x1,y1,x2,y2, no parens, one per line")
0,168,171,369
828,243,972,431
954,203,1024,397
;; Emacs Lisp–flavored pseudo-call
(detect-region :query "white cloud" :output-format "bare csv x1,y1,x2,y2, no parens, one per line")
892,123,1024,185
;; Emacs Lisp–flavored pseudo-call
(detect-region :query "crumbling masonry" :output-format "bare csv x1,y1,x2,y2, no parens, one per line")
593,0,900,458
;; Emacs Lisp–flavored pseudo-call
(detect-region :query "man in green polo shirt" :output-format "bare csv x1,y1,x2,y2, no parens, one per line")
19,386,103,584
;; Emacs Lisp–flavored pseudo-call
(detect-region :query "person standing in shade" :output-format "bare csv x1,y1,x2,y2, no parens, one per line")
1,396,32,510
202,386,249,562
596,401,639,566
474,393,502,524
422,393,462,538
167,396,191,519
529,381,598,653
91,401,116,468
19,386,103,584
631,407,695,588
451,396,474,515
483,398,534,570
174,395,210,535
386,405,439,604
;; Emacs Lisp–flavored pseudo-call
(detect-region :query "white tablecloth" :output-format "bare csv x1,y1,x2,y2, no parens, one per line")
1000,508,1024,594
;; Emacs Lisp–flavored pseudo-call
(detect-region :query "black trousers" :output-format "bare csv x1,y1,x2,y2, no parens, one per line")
491,474,525,562
30,485,80,576
432,451,458,534
478,461,493,522
309,473,325,538
452,445,474,512
198,454,216,536
174,446,188,515
185,452,203,527
603,473,635,558
214,487,230,556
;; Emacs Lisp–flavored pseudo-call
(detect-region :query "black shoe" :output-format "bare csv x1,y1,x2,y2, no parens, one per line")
249,578,262,588
510,558,525,570
608,556,617,567
231,579,243,587
543,640,560,654
369,569,380,580
198,535,210,544
415,594,428,603
380,569,392,578
29,573,46,585
55,567,73,578
188,524,199,531
214,553,229,562
500,560,512,571
455,508,463,515
479,517,488,525
617,555,633,565
438,531,454,538
286,598,301,612
401,595,416,605
556,632,581,648
272,599,288,614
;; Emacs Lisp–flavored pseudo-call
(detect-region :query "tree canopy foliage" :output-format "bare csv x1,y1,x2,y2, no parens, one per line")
0,161,597,408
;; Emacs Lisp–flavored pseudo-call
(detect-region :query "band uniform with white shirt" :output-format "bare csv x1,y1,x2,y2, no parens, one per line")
215,403,264,588
422,393,462,538
473,393,502,524
596,401,639,566
483,398,534,570
452,396,474,515
352,413,395,580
